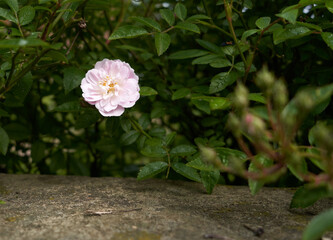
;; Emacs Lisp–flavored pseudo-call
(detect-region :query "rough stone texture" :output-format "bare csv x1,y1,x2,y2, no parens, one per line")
0,174,332,240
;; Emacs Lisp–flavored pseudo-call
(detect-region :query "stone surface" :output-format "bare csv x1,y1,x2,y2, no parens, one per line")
0,174,332,240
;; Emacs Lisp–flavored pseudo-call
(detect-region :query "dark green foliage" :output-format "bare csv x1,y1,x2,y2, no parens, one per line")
0,3,332,233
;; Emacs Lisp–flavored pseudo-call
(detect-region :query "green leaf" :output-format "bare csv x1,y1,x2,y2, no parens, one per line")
120,130,140,146
172,88,191,100
296,21,322,32
75,110,101,129
306,148,325,171
195,39,222,54
63,67,85,94
170,144,197,157
169,49,208,59
191,96,231,110
208,97,230,110
0,7,16,22
234,62,256,73
248,155,273,195
3,0,19,13
209,59,232,68
39,0,57,4
141,138,167,158
138,114,150,130
281,83,333,137
172,162,201,182
273,25,311,45
276,7,298,24
175,21,200,34
191,98,211,114
18,6,35,26
43,50,68,63
31,141,46,163
321,32,333,51
200,170,220,194
140,86,158,96
192,54,221,65
159,9,175,26
248,93,266,104
0,38,50,48
116,45,146,52
326,0,333,13
174,3,187,21
187,14,211,22
137,161,168,180
287,156,308,181
131,16,161,32
221,45,237,56
155,32,171,56
4,72,33,107
0,127,9,155
165,132,176,146
243,0,253,9
53,101,81,112
106,118,120,135
0,109,10,117
241,29,260,41
0,200,5,204
255,17,271,29
209,71,240,94
3,123,30,141
299,0,323,6
109,26,148,40
215,147,247,165
187,157,216,171
120,117,131,132
290,185,332,209
303,208,333,240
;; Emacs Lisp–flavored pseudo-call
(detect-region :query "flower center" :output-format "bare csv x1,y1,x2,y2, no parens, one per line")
99,75,119,96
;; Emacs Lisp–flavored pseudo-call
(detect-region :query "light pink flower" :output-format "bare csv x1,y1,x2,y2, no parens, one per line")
81,59,140,117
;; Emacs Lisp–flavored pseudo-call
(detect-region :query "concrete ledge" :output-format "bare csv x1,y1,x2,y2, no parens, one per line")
0,174,332,240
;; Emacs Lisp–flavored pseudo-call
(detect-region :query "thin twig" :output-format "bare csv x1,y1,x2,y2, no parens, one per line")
84,208,142,216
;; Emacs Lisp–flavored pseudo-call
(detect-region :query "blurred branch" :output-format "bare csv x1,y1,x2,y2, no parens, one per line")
86,27,117,58
113,0,131,33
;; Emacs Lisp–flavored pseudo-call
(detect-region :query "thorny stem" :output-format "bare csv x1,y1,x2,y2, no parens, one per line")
224,1,248,74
